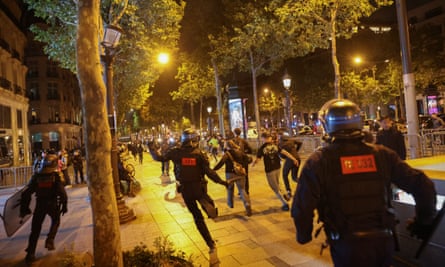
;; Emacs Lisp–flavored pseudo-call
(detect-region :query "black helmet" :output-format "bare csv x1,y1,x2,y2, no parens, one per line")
181,128,199,146
319,99,362,138
38,154,59,174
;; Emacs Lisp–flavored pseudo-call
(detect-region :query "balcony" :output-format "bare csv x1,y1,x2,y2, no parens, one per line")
14,84,24,95
0,38,10,52
0,77,12,91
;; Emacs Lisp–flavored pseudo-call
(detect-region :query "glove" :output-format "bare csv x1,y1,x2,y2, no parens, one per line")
20,207,32,218
61,203,68,216
406,218,433,240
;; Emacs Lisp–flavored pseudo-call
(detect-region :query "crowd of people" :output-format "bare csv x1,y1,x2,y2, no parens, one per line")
144,99,438,266
32,148,85,187
19,99,439,266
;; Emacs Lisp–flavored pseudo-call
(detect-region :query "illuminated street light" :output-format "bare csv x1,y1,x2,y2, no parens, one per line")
207,106,213,136
282,71,293,137
101,24,135,223
353,56,363,65
158,52,170,65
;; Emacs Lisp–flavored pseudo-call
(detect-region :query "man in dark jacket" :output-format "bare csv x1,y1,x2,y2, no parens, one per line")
20,153,68,265
376,116,406,160
277,132,302,199
291,99,437,267
148,129,228,257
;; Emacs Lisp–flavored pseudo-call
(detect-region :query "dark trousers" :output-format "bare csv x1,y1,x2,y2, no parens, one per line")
182,184,215,249
74,167,84,183
329,235,394,267
26,200,60,255
62,169,71,185
282,160,299,192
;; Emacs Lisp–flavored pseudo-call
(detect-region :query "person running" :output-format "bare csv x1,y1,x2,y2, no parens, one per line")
277,131,302,199
233,128,253,194
213,140,252,216
148,128,228,261
20,153,68,265
251,132,299,211
292,99,437,266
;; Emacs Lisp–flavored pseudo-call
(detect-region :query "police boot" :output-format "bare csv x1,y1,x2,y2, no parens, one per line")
25,253,36,265
45,238,55,250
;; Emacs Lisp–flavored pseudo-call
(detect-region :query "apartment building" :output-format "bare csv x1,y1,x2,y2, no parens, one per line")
26,33,83,155
0,0,30,166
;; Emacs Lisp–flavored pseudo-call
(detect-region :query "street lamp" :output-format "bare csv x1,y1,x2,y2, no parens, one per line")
101,24,135,223
282,71,293,136
207,106,213,136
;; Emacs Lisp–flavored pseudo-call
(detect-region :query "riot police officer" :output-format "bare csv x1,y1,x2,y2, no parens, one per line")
20,153,68,265
148,129,228,255
291,99,437,267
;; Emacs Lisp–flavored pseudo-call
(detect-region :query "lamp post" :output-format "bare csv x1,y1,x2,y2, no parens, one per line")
101,24,135,223
207,106,213,136
282,71,293,136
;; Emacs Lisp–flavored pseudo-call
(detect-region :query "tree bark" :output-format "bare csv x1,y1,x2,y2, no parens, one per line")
76,1,123,266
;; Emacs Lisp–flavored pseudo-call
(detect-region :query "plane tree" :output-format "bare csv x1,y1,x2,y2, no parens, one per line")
23,1,183,266
273,0,391,99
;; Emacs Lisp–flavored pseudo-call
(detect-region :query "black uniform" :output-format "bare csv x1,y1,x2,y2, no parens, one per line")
20,169,68,262
376,126,406,160
149,143,227,249
291,137,436,266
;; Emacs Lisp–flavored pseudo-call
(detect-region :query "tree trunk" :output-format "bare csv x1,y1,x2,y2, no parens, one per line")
76,1,123,266
330,9,341,99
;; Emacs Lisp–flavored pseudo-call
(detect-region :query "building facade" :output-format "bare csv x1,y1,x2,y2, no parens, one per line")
26,35,83,155
0,0,30,166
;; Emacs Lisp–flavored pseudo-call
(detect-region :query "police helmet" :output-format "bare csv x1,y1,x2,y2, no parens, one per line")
319,99,362,138
180,128,199,146
38,154,59,174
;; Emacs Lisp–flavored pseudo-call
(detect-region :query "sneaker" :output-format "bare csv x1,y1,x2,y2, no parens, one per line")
281,204,290,211
45,238,55,250
283,193,291,202
246,206,252,217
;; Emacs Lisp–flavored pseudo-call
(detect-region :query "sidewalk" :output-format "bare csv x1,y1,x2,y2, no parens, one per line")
0,153,331,266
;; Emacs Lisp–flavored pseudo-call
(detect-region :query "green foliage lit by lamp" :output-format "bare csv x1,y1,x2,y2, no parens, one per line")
123,237,194,267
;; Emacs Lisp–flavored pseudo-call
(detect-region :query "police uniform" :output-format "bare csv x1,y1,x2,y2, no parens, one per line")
21,154,68,264
291,99,437,267
149,129,227,251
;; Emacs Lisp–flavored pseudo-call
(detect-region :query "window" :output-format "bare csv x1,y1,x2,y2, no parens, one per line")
0,105,11,128
17,110,22,129
47,82,59,100
29,82,40,100
47,61,58,77
27,61,39,78
425,7,443,19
